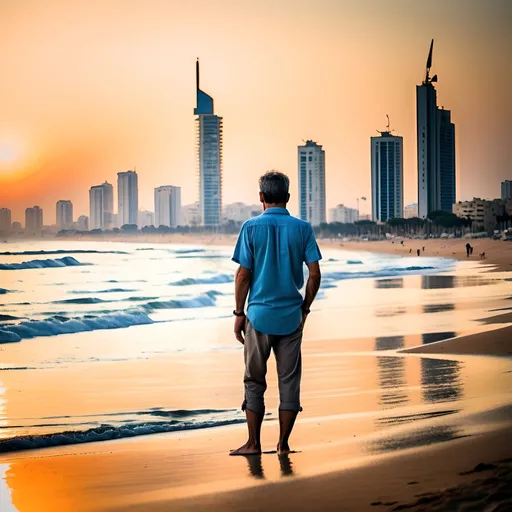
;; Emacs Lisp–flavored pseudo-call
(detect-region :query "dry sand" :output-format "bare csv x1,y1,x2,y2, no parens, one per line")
401,324,512,356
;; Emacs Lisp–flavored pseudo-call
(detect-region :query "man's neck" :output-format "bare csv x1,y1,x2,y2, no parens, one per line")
264,203,287,211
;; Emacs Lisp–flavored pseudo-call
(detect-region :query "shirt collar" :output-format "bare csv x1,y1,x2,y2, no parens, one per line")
262,207,290,215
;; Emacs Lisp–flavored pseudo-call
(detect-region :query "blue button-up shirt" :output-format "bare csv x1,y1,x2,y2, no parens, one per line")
232,207,322,335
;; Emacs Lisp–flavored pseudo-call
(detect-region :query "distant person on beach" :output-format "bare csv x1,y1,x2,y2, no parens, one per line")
417,249,420,256
466,243,472,258
230,171,322,456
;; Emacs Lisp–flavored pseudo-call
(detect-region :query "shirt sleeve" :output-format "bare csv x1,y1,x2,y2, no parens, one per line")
304,225,322,264
232,224,254,270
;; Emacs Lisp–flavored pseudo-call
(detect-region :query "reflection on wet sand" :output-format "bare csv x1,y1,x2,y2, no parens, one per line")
421,275,499,289
423,304,455,314
375,336,405,351
367,425,466,453
376,356,408,409
374,278,404,289
375,336,408,410
421,358,463,404
375,409,460,427
246,455,265,479
278,454,294,477
422,331,457,344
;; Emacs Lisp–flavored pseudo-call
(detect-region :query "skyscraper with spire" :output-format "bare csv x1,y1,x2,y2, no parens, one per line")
416,40,456,218
194,59,223,226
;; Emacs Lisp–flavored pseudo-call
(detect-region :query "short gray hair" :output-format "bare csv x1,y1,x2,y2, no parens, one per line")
259,171,290,203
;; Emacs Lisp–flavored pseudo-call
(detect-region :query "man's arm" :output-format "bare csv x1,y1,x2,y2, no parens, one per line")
301,261,321,328
234,265,252,343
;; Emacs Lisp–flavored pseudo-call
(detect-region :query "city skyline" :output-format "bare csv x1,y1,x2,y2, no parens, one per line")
0,1,510,224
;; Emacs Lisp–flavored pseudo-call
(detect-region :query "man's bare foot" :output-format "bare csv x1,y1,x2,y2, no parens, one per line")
277,442,291,455
229,441,262,456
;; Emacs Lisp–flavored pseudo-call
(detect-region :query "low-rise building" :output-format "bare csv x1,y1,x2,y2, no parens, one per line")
222,203,261,223
328,204,359,224
181,203,201,227
77,215,89,231
404,203,419,219
453,198,506,231
138,210,155,228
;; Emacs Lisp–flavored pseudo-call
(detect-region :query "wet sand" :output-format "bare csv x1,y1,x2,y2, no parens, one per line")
2,329,512,511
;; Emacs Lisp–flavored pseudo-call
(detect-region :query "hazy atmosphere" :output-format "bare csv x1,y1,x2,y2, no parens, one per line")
0,0,511,223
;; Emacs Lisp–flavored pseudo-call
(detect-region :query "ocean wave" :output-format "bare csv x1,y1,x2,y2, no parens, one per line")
0,256,87,271
323,265,437,283
0,408,244,453
142,291,220,311
169,248,206,254
0,311,154,343
176,254,225,259
105,279,147,284
347,260,363,265
0,250,128,256
0,314,21,322
53,297,110,304
69,288,137,294
170,274,233,286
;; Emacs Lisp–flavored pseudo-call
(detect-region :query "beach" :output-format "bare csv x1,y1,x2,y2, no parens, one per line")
0,239,511,511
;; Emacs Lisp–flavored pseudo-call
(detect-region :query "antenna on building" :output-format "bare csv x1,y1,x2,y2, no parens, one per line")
377,115,395,135
424,39,438,84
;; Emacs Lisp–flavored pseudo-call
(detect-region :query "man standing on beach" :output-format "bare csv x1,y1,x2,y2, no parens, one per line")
230,171,322,456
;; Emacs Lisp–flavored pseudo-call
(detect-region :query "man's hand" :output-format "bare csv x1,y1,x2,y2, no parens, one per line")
234,315,246,344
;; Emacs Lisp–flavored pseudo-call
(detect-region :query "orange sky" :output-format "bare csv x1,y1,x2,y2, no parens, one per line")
0,0,510,224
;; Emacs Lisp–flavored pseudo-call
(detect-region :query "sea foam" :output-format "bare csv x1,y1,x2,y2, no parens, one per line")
0,256,86,271
0,408,244,453
170,274,233,286
0,249,127,256
0,311,154,343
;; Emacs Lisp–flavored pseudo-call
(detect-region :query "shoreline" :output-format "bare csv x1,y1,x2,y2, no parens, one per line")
4,233,511,272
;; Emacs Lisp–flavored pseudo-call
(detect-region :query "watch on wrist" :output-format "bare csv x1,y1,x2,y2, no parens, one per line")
233,310,246,317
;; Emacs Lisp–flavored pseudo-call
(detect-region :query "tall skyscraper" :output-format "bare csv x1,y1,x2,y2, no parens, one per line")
194,60,223,226
417,40,456,218
25,206,43,231
101,181,114,229
154,185,181,228
371,130,403,222
89,182,113,230
298,140,326,226
56,200,73,230
89,185,105,230
0,208,11,232
117,171,138,226
502,180,512,200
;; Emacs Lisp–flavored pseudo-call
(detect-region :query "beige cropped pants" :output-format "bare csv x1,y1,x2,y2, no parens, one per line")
241,319,303,414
